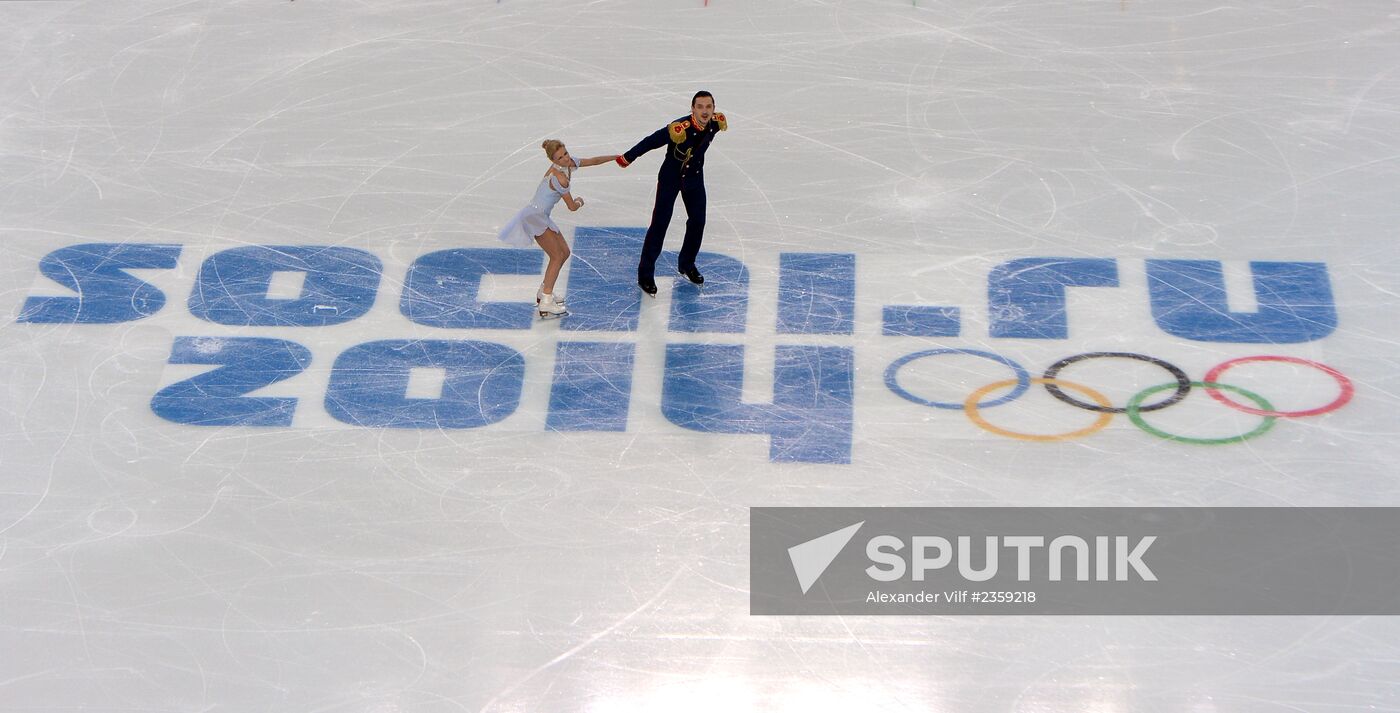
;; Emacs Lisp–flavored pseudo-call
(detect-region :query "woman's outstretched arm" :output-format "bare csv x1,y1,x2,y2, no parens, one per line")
577,155,619,168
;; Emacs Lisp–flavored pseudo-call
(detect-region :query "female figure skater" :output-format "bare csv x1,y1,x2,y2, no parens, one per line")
498,140,615,318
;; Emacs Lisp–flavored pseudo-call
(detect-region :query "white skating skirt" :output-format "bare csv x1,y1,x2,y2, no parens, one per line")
497,204,559,248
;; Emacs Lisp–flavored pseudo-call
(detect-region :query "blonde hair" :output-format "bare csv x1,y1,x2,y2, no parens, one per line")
541,139,564,160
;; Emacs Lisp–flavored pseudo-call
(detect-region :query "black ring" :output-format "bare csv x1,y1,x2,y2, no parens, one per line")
1042,352,1191,414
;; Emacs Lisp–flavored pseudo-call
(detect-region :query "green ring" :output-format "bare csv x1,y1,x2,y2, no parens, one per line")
1127,381,1277,445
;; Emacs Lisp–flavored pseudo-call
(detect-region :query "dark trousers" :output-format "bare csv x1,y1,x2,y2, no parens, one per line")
638,170,706,281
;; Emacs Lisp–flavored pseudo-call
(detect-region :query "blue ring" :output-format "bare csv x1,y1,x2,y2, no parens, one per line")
884,348,1031,410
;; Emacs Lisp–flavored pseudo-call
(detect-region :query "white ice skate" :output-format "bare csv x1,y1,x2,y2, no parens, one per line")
537,292,569,320
536,289,565,308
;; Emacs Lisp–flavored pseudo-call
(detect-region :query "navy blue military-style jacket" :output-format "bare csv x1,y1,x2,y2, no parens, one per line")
620,112,728,178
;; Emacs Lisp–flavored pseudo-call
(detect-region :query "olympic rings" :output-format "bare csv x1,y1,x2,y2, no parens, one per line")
1042,352,1191,414
884,348,1030,410
1203,355,1354,418
885,349,1352,445
1127,381,1276,445
964,378,1114,442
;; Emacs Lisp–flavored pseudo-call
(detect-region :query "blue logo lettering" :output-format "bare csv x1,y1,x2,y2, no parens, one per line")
152,337,311,426
20,243,181,324
325,339,524,428
190,245,381,327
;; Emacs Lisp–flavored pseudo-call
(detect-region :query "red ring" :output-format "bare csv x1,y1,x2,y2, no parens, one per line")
1203,356,1353,417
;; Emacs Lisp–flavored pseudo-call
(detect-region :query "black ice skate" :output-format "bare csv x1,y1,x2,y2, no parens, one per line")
679,266,705,285
638,277,658,297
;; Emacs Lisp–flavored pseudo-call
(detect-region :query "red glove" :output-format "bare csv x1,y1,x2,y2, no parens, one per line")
614,155,630,168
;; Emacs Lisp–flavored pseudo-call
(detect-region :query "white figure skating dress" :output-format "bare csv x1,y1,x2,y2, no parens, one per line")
497,157,580,247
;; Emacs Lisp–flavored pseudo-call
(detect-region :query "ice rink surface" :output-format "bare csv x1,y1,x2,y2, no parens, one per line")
2,0,1399,710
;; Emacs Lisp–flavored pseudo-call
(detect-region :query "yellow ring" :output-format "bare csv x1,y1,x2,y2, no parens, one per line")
964,378,1114,442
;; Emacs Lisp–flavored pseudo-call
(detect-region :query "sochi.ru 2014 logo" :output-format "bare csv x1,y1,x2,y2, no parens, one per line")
13,229,1351,463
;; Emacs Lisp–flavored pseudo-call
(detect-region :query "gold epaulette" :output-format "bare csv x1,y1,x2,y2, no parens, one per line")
669,120,690,143
714,112,728,131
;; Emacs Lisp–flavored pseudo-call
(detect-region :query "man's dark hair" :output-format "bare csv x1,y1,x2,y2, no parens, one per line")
692,90,714,106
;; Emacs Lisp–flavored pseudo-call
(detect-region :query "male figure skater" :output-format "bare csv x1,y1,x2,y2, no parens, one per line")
616,91,728,296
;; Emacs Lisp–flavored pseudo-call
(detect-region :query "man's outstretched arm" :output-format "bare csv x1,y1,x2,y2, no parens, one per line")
616,126,669,167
